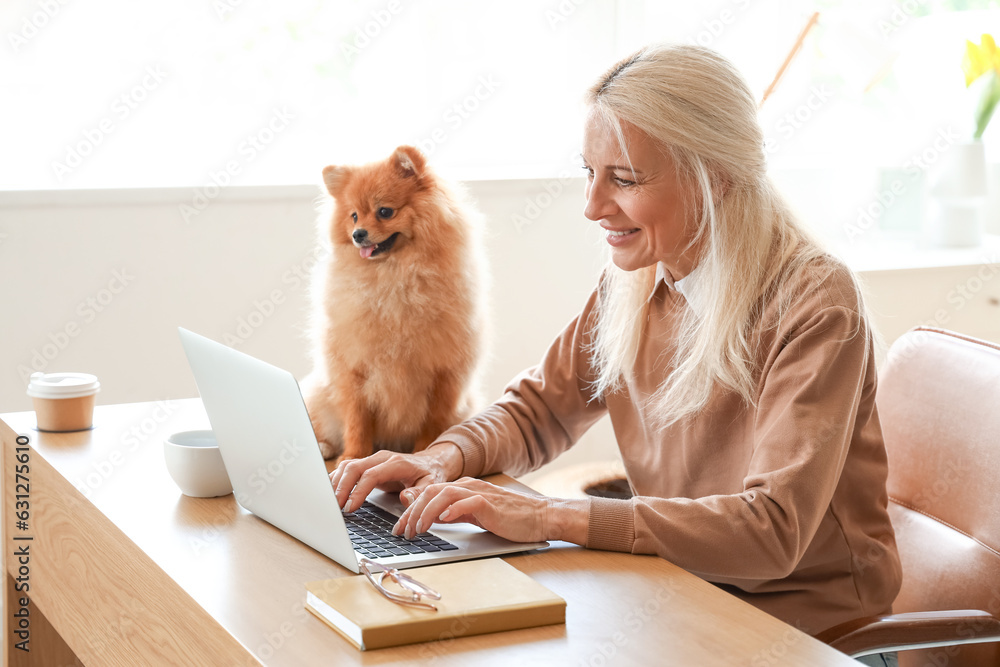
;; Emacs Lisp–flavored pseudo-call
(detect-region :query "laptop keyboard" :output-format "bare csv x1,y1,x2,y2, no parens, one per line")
344,502,459,559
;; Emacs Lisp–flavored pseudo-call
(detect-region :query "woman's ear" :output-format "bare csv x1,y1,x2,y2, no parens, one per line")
712,171,731,205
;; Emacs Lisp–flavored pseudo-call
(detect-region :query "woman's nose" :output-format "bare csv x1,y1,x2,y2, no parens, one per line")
584,179,616,221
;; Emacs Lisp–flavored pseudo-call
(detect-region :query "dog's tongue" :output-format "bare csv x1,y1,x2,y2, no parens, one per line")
360,245,375,259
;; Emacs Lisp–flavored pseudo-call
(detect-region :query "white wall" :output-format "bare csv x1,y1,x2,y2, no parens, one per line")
0,178,622,476
4,181,999,483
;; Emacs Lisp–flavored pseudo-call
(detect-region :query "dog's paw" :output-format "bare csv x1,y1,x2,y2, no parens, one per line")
317,439,340,460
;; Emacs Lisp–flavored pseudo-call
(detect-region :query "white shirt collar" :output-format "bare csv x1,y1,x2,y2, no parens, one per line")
654,262,673,292
653,261,702,314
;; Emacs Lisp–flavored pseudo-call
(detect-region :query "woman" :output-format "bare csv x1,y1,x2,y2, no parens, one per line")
331,43,902,649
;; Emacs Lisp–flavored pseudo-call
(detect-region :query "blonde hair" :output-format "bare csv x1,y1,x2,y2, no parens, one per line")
587,44,853,428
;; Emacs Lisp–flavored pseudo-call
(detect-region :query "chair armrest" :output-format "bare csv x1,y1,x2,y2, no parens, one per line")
817,610,1000,658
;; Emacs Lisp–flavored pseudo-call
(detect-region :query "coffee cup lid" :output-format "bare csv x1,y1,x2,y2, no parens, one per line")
27,372,101,399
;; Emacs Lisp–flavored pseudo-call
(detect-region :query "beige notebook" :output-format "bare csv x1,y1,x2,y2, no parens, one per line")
305,558,565,651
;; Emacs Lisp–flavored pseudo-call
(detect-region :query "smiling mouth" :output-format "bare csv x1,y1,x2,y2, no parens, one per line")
358,232,401,259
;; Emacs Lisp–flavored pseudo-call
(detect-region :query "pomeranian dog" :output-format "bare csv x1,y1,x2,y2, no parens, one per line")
302,145,488,461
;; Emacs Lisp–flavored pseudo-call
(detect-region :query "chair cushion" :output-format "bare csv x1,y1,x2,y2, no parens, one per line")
888,504,1000,615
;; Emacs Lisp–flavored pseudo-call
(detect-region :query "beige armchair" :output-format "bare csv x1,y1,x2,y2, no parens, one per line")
819,328,1000,665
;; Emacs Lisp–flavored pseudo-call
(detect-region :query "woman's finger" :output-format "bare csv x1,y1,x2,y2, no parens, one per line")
399,480,435,507
328,461,342,489
405,485,476,538
341,456,418,512
331,451,382,495
394,479,476,537
392,484,435,536
393,482,454,537
333,452,392,509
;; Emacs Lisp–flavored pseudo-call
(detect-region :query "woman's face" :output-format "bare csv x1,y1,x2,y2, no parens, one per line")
582,108,701,278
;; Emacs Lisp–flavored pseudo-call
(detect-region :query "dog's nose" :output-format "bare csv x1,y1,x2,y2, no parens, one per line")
352,229,368,244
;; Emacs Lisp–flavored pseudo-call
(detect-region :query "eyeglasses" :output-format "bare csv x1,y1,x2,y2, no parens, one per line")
360,558,442,612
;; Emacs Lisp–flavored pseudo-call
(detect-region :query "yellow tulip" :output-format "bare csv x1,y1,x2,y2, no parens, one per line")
964,34,1000,88
963,34,1000,139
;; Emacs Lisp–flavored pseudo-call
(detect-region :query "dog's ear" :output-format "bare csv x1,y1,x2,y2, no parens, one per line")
392,145,427,179
322,165,351,196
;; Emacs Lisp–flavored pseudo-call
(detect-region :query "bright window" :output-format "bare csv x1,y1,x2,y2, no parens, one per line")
2,0,998,199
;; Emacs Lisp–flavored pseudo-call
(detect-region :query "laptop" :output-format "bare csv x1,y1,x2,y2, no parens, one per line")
177,327,548,574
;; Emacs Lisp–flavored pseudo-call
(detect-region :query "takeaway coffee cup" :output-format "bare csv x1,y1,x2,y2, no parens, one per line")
27,372,101,432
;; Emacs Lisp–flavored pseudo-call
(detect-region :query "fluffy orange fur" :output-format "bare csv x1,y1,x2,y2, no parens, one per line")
302,145,488,461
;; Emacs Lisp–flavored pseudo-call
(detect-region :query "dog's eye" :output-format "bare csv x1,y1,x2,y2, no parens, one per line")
377,207,394,220
351,212,358,223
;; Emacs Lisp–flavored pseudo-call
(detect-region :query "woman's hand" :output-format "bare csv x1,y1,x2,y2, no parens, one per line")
391,477,590,545
330,443,464,513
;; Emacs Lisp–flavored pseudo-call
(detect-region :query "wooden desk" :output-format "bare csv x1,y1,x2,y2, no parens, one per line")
0,400,858,666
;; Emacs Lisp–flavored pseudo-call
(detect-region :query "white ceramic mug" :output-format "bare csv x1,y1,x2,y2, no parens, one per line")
163,430,233,498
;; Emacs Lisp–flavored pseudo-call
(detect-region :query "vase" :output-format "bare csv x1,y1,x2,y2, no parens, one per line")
982,162,1000,236
924,139,986,247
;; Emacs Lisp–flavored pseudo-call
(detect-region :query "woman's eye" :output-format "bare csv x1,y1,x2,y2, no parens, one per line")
351,212,358,223
582,166,594,179
614,177,636,187
377,207,394,219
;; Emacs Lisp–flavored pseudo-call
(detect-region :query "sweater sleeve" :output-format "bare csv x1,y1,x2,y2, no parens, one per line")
587,303,872,581
431,288,609,479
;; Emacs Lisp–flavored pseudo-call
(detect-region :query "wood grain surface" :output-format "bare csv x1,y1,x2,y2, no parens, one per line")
1,399,859,666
